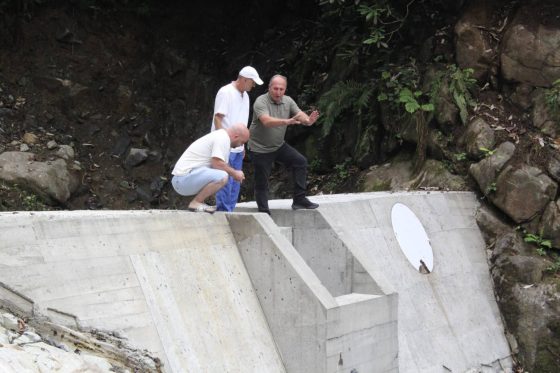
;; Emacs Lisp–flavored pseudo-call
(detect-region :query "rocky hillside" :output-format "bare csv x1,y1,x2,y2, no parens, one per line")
1,0,560,371
0,0,317,211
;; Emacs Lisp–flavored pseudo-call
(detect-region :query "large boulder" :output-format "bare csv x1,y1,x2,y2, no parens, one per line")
532,88,559,138
454,0,501,81
501,1,560,87
546,154,560,183
362,156,468,192
475,204,511,245
407,159,468,191
362,157,414,192
469,141,515,194
490,232,560,371
538,200,560,249
492,164,557,223
462,117,496,159
0,151,79,204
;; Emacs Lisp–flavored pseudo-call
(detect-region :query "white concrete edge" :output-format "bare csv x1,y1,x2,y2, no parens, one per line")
235,191,477,210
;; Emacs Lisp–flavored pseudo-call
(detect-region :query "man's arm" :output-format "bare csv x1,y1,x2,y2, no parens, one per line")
213,113,225,129
213,87,229,129
211,157,245,182
258,113,301,128
293,110,319,126
259,109,319,128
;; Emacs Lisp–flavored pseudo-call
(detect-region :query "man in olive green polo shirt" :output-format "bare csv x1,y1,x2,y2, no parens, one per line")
248,74,319,214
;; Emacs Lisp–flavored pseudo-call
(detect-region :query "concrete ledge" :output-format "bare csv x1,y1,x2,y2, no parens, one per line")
0,282,34,315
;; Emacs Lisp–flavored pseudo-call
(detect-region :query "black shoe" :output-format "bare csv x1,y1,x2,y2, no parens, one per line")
258,208,271,215
292,197,319,210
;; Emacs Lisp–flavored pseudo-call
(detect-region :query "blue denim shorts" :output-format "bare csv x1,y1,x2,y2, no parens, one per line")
171,167,228,196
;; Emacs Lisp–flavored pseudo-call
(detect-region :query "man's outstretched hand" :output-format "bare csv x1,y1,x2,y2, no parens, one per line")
307,110,319,126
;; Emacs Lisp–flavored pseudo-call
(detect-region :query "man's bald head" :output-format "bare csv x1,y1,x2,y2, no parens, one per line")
227,123,250,148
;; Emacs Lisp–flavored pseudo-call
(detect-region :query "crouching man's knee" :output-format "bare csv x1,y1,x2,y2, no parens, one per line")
218,176,228,187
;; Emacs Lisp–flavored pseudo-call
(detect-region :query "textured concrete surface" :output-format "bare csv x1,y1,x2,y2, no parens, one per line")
0,211,285,373
228,213,398,373
0,191,513,372
238,191,514,372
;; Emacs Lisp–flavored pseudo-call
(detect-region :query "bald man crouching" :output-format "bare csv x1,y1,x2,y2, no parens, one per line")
171,123,250,213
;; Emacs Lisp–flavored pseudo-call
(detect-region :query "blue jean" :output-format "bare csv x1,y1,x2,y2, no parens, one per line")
216,151,244,212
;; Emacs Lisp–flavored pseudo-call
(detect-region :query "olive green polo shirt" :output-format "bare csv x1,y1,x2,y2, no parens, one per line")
248,93,301,153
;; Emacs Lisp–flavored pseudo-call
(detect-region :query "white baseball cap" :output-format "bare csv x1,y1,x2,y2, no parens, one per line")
239,66,263,85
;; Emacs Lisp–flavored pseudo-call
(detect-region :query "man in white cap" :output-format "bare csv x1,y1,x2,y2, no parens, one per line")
211,65,263,212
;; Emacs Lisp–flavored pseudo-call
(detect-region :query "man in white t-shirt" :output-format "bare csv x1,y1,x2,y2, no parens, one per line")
171,124,250,213
211,65,263,212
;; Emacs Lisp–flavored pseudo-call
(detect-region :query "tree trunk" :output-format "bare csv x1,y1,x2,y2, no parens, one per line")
414,110,427,173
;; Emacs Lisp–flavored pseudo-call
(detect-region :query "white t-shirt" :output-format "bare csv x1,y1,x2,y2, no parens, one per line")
211,82,249,153
172,129,230,176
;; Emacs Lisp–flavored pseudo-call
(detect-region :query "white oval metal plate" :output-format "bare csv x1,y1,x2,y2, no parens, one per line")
391,203,434,273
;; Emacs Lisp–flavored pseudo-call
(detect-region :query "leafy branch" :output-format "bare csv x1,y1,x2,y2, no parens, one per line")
429,64,477,124
317,80,374,138
377,60,433,171
523,231,552,255
377,61,434,116
319,0,416,49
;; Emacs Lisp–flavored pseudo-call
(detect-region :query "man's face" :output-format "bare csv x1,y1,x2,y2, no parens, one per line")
268,79,286,103
243,78,256,92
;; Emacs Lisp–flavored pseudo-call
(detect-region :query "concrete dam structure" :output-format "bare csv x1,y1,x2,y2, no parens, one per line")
0,192,513,372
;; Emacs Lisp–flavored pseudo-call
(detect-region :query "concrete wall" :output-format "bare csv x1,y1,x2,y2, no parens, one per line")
228,213,399,373
237,191,514,372
316,192,514,372
0,191,512,373
271,210,383,297
0,210,285,373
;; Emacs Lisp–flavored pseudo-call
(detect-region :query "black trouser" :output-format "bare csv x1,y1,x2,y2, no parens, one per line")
250,143,308,211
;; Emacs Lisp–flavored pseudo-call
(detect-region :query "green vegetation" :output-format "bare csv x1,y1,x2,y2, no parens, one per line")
485,182,497,195
378,63,476,122
546,254,560,274
358,64,472,120
522,230,560,274
544,78,560,117
454,152,467,161
432,65,477,124
300,2,469,173
319,0,407,51
398,88,434,113
0,182,50,211
21,190,48,211
356,2,398,48
377,60,433,171
309,158,324,173
334,157,353,181
317,80,374,139
523,231,553,255
377,61,433,114
479,147,495,157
